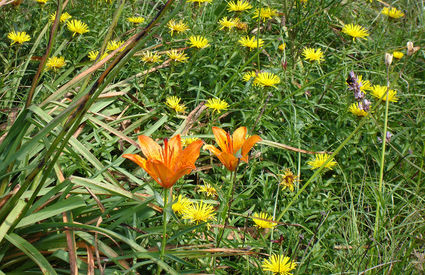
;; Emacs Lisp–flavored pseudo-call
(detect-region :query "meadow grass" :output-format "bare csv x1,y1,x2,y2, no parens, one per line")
0,0,424,274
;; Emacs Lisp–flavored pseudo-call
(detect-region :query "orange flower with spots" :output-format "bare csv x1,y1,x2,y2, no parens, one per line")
123,135,203,188
204,127,261,171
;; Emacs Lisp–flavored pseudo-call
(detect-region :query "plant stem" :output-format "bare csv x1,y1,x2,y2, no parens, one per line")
158,188,169,275
373,63,391,239
216,163,239,247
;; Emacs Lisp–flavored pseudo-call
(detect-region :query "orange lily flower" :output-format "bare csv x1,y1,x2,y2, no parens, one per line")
123,134,203,188
204,126,262,171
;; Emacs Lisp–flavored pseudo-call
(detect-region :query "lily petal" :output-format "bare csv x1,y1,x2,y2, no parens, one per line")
241,135,262,162
146,159,174,188
122,154,147,169
179,139,203,167
217,151,239,171
212,127,230,153
232,126,247,154
138,135,162,161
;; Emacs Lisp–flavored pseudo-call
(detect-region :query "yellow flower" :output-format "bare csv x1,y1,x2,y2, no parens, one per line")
279,169,299,192
227,0,252,12
357,75,372,92
342,24,369,41
165,96,186,113
198,183,217,197
182,201,216,225
307,154,337,170
172,195,192,215
252,212,277,229
302,47,324,63
262,254,297,275
36,0,48,4
242,71,257,82
300,0,308,3
166,49,189,63
349,103,368,117
238,36,264,50
127,17,145,24
186,0,212,3
188,35,210,49
255,72,280,87
252,7,278,22
278,43,286,51
45,56,65,71
219,17,238,30
88,50,108,61
381,7,404,19
205,98,229,113
393,51,404,59
181,137,200,147
141,51,162,63
67,19,89,36
7,31,31,45
167,20,189,36
370,85,398,102
107,40,125,52
50,12,72,23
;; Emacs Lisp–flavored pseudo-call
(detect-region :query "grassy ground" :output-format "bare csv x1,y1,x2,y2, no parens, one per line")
0,0,424,274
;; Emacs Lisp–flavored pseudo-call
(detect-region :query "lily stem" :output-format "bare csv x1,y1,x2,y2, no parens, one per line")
158,188,169,274
216,161,239,247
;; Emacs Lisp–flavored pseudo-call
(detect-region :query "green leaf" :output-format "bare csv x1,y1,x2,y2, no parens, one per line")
16,196,86,229
5,233,57,275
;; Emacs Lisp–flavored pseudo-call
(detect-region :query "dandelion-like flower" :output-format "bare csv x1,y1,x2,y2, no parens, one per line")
381,7,404,19
46,56,66,71
219,17,238,30
262,254,297,275
279,169,298,192
7,31,31,45
370,85,398,102
165,96,186,113
252,7,278,22
107,40,125,52
302,47,324,63
349,103,368,117
255,72,280,87
188,35,210,49
227,0,252,12
50,12,72,23
88,50,108,61
342,24,369,41
67,19,89,36
198,183,217,197
166,49,189,63
141,51,162,63
182,201,216,224
242,71,257,82
393,51,404,59
172,195,192,215
357,75,372,92
127,17,145,24
122,135,203,189
238,36,264,50
278,43,286,51
167,20,189,36
181,137,200,147
307,154,337,170
36,0,48,4
205,98,229,113
204,126,261,171
252,212,277,229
